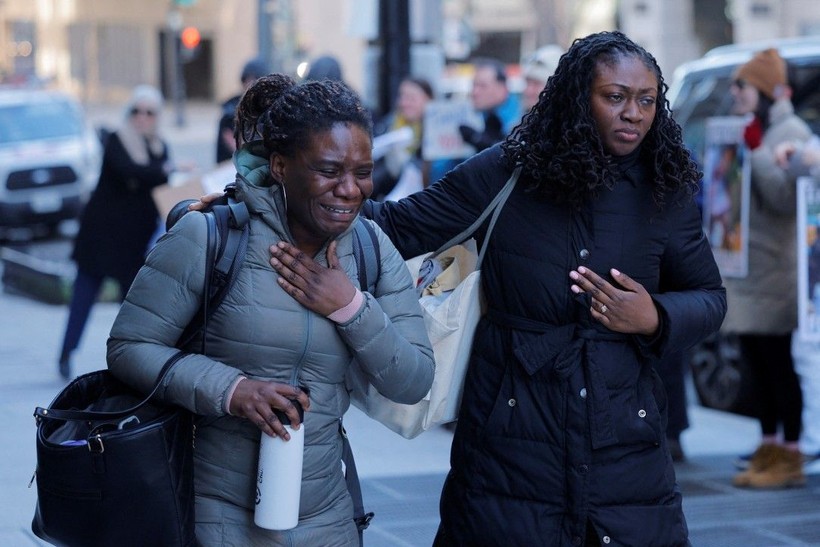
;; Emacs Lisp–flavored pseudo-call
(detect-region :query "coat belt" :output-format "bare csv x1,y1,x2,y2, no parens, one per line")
488,309,622,449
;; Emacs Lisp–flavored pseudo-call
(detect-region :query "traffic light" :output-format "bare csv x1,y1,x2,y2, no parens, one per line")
179,26,201,62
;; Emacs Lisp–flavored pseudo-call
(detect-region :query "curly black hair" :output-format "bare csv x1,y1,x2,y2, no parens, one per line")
234,73,373,157
502,30,701,209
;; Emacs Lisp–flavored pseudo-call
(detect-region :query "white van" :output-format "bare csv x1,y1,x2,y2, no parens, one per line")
0,87,102,237
668,36,820,414
669,35,820,164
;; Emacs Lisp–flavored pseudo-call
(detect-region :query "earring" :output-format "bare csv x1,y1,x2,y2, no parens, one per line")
279,181,288,212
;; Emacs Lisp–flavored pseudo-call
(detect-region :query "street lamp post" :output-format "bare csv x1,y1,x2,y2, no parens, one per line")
377,0,411,117
165,8,186,127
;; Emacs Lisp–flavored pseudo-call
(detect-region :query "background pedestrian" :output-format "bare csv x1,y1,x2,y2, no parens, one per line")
58,84,174,380
723,48,813,489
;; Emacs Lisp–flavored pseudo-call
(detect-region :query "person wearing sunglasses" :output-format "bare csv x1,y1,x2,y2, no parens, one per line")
723,48,813,489
58,85,176,380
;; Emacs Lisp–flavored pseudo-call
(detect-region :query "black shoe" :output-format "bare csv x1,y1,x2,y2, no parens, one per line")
58,357,71,380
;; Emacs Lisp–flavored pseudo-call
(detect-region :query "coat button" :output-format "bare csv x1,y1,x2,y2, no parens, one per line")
508,398,517,407
603,536,611,544
638,409,647,418
572,536,582,546
579,248,590,260
579,388,587,399
579,464,589,474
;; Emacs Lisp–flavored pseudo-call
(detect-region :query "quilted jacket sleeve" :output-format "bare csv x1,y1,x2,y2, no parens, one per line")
651,198,727,355
336,222,435,405
362,145,508,259
107,212,245,416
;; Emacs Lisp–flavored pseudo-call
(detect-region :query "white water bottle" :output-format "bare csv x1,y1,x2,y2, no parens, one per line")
254,402,305,530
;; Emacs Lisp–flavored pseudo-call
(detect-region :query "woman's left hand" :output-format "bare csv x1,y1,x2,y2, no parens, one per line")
269,240,356,316
569,266,659,336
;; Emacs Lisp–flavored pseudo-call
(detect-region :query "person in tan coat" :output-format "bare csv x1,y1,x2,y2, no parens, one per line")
722,48,813,489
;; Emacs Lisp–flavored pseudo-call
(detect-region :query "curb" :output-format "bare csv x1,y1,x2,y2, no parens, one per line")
1,248,120,305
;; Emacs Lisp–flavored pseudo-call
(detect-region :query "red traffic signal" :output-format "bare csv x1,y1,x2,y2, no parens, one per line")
180,26,200,49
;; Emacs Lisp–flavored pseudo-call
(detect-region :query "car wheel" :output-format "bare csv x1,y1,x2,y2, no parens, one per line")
687,332,757,416
44,221,62,239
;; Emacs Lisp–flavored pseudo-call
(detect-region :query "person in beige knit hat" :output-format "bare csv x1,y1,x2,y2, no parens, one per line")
725,48,813,490
733,47,787,100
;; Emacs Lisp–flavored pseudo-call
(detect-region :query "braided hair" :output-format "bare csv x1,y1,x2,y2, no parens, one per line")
501,30,700,209
234,73,373,157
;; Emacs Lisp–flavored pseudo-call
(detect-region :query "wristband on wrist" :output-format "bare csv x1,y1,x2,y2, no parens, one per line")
224,376,247,415
327,289,364,323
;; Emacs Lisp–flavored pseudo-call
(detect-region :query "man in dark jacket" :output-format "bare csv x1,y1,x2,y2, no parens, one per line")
215,57,268,164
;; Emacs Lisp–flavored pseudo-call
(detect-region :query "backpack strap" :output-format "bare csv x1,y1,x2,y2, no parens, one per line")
177,191,250,350
340,419,374,545
208,201,250,311
345,217,381,543
352,217,380,293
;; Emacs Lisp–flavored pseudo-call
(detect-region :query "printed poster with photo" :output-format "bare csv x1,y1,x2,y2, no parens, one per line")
701,116,751,278
422,99,483,161
797,176,820,341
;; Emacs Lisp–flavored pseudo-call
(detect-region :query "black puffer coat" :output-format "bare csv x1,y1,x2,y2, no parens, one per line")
364,144,726,546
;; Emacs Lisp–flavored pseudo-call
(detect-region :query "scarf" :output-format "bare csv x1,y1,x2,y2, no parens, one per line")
115,121,164,166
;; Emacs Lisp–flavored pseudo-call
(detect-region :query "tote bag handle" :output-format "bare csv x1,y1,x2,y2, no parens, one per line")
429,165,521,268
34,351,186,422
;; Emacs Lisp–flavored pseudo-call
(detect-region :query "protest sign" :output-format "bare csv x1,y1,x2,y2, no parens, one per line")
701,116,750,278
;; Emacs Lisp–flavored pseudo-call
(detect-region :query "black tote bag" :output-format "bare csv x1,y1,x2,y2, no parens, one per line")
31,352,196,547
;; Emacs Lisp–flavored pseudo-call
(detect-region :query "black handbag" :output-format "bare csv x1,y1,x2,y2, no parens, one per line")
31,351,196,547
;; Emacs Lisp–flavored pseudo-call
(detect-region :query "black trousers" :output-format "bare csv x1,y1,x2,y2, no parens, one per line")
739,333,803,442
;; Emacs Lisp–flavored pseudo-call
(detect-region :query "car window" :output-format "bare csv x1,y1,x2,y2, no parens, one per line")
671,69,736,164
790,60,820,132
0,99,85,144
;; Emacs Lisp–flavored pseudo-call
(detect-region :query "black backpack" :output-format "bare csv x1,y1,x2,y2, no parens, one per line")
165,184,378,541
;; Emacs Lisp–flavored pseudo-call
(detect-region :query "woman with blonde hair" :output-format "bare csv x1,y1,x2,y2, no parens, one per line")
58,85,173,379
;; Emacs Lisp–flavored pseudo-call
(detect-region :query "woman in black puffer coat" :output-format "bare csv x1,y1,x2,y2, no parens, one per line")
362,31,726,546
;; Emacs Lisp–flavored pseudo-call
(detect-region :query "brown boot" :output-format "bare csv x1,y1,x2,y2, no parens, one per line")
737,446,806,489
732,443,780,486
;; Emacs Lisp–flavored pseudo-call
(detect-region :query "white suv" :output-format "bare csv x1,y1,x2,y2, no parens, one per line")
668,36,820,414
0,87,102,236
